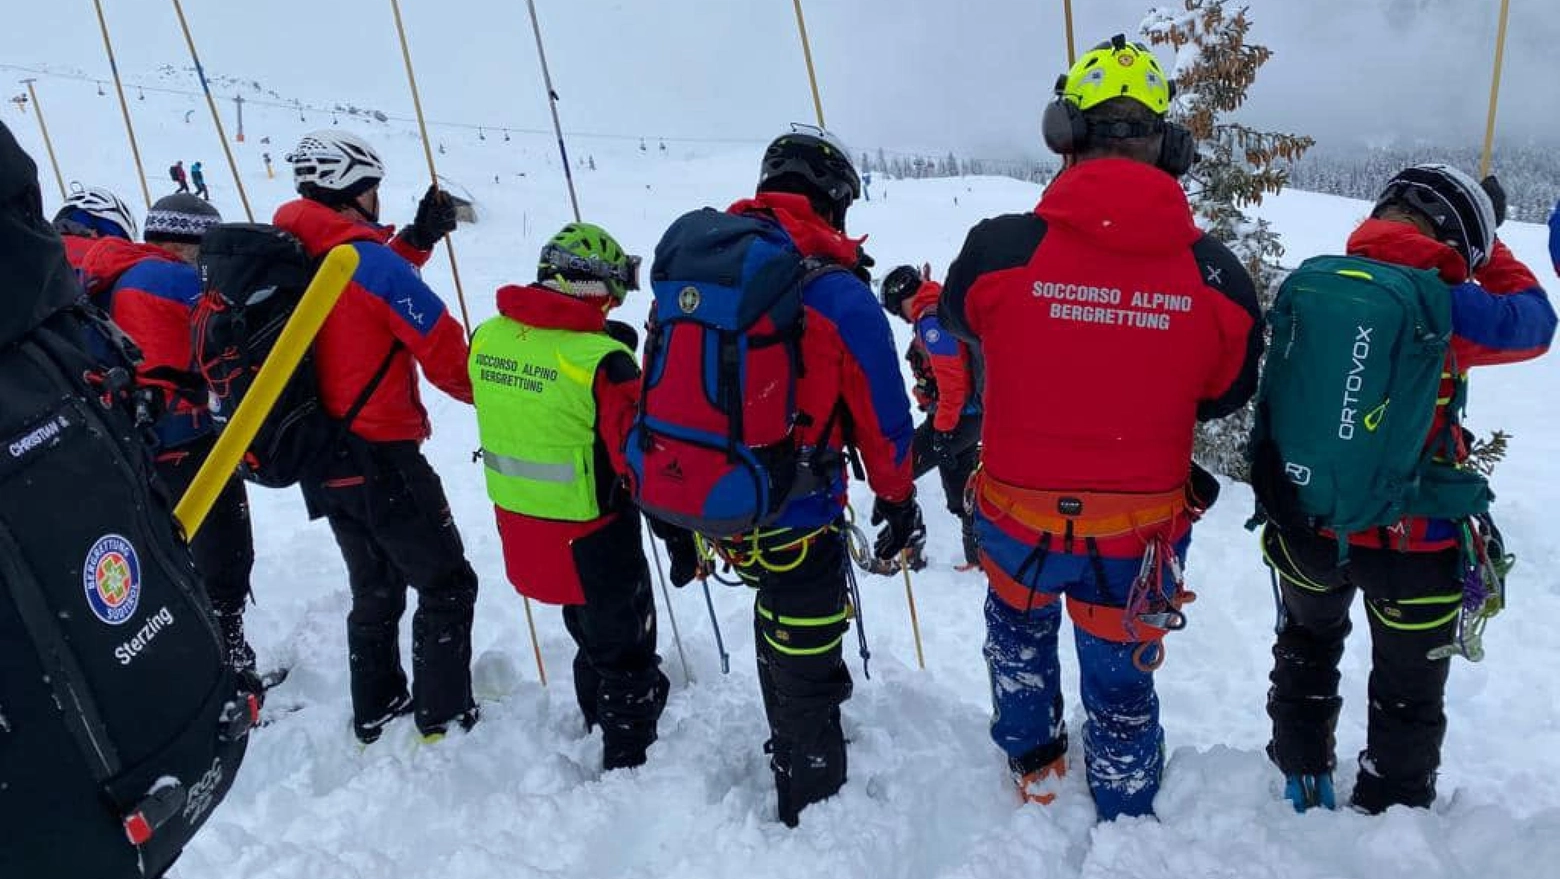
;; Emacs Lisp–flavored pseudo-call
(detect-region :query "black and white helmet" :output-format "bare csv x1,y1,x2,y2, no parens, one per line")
53,184,137,240
758,123,862,221
1373,163,1498,273
286,130,385,197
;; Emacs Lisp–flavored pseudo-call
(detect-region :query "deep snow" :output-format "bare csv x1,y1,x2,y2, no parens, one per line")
8,75,1560,879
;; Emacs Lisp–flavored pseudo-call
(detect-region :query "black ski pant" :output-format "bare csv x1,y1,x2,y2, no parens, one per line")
911,414,981,564
303,439,478,737
735,527,854,826
1263,524,1461,812
154,434,255,667
563,511,668,770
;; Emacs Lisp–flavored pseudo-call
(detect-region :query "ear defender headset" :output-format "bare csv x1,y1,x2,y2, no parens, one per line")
1040,34,1197,178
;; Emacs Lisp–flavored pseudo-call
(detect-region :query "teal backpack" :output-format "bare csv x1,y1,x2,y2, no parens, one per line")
1250,255,1492,550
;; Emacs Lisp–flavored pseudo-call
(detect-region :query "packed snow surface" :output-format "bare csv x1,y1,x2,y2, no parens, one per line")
10,77,1560,879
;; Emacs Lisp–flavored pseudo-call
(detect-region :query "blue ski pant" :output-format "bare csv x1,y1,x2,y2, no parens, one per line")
979,512,1190,820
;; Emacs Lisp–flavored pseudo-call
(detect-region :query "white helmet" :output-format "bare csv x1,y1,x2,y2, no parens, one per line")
54,184,137,239
286,130,385,196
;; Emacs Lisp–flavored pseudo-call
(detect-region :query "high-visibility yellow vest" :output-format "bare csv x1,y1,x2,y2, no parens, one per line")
468,316,630,521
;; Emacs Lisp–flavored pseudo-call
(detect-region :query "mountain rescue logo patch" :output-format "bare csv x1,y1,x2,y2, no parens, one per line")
83,534,141,626
678,286,701,314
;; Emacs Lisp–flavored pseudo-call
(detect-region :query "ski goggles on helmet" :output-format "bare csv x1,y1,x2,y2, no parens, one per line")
538,242,641,292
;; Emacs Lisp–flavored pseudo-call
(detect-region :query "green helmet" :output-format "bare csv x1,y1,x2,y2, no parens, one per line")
537,222,640,302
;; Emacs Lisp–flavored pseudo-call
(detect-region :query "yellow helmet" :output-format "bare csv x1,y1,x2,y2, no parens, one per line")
1059,35,1173,115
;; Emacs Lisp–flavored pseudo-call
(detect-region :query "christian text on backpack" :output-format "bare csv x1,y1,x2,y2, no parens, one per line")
1,310,257,879
627,209,843,538
1250,255,1491,544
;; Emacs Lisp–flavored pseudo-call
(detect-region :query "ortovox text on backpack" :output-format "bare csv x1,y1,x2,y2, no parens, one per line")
1250,255,1492,545
627,209,843,537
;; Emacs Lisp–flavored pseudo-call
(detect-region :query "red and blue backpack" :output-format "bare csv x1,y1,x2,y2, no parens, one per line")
628,208,844,538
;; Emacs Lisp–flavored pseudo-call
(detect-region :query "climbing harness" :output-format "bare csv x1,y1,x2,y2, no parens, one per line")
1428,514,1513,662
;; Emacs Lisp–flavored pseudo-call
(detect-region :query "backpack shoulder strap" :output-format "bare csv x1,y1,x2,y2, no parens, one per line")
337,341,404,436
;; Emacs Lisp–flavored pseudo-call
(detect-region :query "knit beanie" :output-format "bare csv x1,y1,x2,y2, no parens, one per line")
144,193,222,244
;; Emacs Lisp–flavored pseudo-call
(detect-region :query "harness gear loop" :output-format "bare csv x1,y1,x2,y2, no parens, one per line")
1427,514,1512,662
1066,533,1195,673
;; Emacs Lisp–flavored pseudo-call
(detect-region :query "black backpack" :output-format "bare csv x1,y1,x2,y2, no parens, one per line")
194,224,397,488
0,121,257,879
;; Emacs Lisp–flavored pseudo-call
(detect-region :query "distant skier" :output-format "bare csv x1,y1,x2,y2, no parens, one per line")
191,160,209,200
1255,166,1555,815
170,159,189,193
263,151,274,179
880,262,982,571
469,222,674,772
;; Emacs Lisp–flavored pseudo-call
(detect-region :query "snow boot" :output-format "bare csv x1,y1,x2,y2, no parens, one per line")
769,718,847,827
215,606,257,674
1010,738,1069,806
353,692,414,744
1014,756,1067,806
1350,753,1434,814
959,514,980,569
1283,773,1336,813
600,669,670,771
418,705,481,744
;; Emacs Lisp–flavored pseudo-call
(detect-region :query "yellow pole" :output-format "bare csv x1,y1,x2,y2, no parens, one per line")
90,0,152,208
1479,0,1512,178
791,0,826,127
901,553,925,670
387,0,538,682
1063,0,1077,65
21,79,66,202
175,246,359,538
169,0,255,221
386,0,475,337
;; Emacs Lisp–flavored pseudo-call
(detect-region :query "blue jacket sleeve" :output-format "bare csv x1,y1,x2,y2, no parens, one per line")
1549,200,1559,274
807,272,915,502
350,241,473,402
1448,280,1556,367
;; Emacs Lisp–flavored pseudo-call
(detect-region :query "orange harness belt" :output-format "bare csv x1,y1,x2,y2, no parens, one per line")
975,472,1186,540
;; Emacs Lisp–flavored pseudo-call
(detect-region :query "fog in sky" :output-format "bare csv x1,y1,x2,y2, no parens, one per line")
4,0,1555,161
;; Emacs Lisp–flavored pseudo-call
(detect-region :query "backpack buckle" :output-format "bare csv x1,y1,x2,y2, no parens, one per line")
123,780,187,845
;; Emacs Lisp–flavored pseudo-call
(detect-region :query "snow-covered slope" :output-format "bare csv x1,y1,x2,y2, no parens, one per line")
9,81,1560,879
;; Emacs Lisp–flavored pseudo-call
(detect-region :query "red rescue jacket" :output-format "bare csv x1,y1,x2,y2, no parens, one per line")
905,279,979,432
942,158,1261,493
273,198,471,443
79,237,210,449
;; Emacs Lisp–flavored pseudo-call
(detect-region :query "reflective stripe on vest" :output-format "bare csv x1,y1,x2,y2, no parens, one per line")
469,315,630,521
480,450,576,484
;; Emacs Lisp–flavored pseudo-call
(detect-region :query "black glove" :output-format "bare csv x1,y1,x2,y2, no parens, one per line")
1185,460,1220,521
604,319,640,354
662,527,705,587
930,428,961,468
871,493,926,562
399,185,459,250
853,247,877,285
1480,175,1507,228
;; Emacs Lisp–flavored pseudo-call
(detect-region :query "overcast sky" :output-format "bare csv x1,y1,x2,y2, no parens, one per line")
4,0,1555,161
